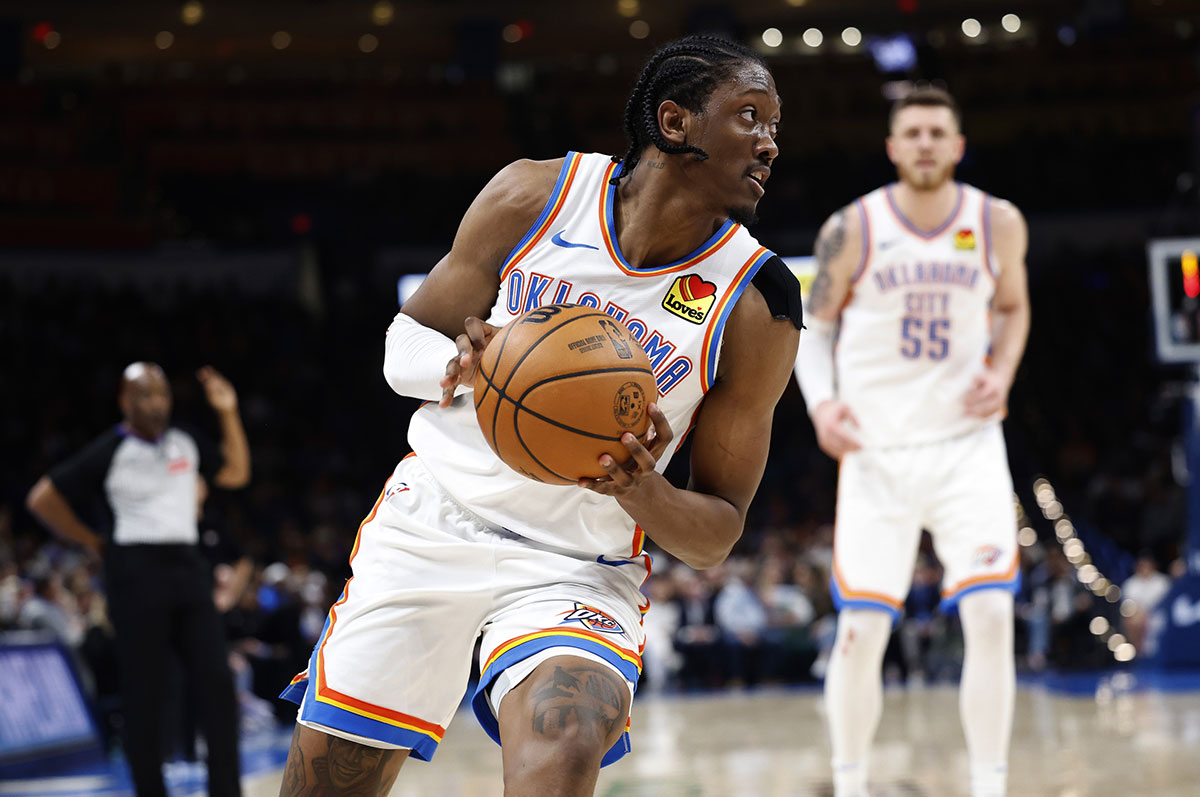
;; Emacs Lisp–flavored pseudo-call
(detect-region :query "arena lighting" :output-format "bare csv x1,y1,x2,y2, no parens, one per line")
1033,475,1135,662
629,20,650,39
961,18,982,38
841,27,863,47
502,24,523,43
617,0,639,18
155,31,174,50
271,31,291,50
358,34,379,53
371,1,394,26
31,21,53,43
802,28,823,47
785,0,807,6
43,31,61,49
762,28,783,48
181,1,203,26
1001,13,1021,34
1018,527,1038,547
1181,250,1199,299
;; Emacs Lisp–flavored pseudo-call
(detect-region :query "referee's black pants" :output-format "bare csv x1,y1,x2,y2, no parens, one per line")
106,544,241,797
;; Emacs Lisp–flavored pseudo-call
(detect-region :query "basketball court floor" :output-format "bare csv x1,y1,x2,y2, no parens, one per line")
10,674,1200,796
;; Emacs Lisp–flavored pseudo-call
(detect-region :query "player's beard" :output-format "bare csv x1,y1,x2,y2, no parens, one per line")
898,160,954,192
728,203,759,226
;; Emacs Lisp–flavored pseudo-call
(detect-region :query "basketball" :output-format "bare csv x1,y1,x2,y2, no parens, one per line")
474,304,658,485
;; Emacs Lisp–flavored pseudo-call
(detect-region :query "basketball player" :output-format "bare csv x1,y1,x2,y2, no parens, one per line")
277,36,802,796
794,87,1030,797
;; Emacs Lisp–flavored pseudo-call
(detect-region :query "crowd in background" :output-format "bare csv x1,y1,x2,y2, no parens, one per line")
2,4,1199,756
0,231,1190,747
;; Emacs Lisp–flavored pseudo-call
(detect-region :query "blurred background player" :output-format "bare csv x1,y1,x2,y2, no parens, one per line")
25,363,251,797
276,35,801,796
794,87,1030,797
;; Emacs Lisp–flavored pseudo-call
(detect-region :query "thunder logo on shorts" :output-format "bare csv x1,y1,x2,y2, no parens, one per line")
559,603,625,635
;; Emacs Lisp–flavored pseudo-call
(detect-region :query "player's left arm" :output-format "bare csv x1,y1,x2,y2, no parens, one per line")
583,288,800,569
966,198,1031,417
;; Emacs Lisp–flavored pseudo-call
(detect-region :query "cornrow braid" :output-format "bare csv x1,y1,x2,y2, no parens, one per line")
611,34,766,185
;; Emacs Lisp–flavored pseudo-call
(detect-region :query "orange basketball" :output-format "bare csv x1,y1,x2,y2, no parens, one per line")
474,304,658,485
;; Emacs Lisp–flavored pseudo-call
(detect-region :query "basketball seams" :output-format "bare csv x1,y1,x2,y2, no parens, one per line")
495,309,615,398
475,304,658,483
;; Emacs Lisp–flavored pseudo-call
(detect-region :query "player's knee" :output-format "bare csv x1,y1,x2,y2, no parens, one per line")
502,658,630,777
835,608,893,652
958,589,1014,630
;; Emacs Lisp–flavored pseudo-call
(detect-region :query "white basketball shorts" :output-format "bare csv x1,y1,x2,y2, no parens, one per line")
830,423,1019,620
280,454,649,766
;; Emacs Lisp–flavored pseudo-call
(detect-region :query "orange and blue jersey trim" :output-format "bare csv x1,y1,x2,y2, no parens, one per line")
471,628,643,767
699,246,774,392
278,474,448,761
830,558,905,622
939,552,1022,612
499,152,584,281
598,159,740,277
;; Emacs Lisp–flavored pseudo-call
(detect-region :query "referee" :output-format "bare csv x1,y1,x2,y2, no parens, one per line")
26,362,250,797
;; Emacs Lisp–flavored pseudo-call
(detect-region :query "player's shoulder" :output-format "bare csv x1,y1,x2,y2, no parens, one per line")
490,157,568,199
983,193,1026,236
819,198,865,239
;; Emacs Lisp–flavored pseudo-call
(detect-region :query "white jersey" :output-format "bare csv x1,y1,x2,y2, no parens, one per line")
836,182,1001,448
409,151,774,559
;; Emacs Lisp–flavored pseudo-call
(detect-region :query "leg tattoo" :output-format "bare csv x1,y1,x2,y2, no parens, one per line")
529,664,628,744
279,727,404,797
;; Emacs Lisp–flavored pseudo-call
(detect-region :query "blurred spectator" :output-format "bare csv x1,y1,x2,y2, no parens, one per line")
671,568,721,690
639,573,681,692
16,573,83,647
714,558,769,687
900,555,947,683
1121,552,1173,648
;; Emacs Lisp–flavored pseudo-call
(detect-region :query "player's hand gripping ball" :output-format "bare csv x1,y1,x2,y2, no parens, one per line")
474,304,658,484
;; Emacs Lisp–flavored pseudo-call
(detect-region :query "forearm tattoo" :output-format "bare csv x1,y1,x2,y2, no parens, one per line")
279,728,403,797
809,209,846,314
530,664,629,745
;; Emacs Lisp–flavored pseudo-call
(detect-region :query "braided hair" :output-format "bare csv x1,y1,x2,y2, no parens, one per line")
612,35,767,185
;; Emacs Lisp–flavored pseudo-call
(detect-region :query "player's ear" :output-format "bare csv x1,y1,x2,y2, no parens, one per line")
953,133,966,164
884,135,898,165
657,100,690,147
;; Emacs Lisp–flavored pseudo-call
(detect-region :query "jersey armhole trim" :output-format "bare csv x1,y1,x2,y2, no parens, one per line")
850,197,871,284
700,246,774,392
981,193,1000,282
499,152,583,280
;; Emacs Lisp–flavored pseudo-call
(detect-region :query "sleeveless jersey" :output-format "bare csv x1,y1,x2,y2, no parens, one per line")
408,151,774,558
835,182,1001,448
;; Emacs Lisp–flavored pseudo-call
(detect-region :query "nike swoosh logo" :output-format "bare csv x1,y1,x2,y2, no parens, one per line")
596,555,637,567
551,230,598,250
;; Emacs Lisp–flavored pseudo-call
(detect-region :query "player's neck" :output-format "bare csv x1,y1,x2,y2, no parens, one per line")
890,179,960,231
614,167,726,268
